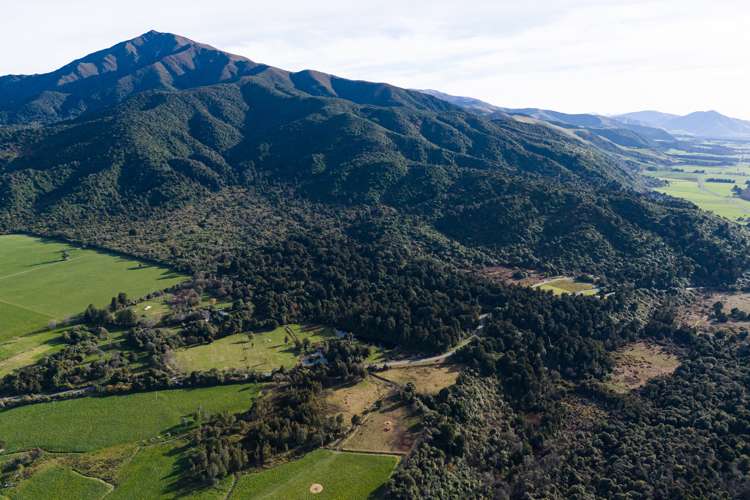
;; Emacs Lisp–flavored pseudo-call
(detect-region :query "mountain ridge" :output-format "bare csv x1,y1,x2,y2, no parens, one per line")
0,31,452,125
617,109,750,139
418,89,676,155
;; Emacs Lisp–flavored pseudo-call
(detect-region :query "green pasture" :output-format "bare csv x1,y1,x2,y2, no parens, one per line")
0,328,66,377
0,384,260,453
174,324,334,373
5,464,112,500
0,234,185,342
231,449,399,500
108,442,232,500
650,175,750,220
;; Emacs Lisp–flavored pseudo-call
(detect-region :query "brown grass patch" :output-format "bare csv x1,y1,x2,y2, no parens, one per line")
682,290,750,332
340,400,419,454
479,266,548,287
607,342,680,393
379,365,460,394
324,377,390,428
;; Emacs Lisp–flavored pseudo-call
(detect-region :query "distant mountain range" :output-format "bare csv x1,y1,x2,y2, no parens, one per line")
616,110,750,140
421,90,750,141
420,89,675,145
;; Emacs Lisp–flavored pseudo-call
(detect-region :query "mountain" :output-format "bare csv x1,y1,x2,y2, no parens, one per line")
616,110,679,128
419,90,674,144
0,32,747,289
0,30,448,125
617,110,750,139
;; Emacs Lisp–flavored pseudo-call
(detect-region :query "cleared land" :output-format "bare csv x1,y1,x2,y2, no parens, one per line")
646,166,750,220
479,266,549,287
0,329,65,377
5,463,112,500
0,234,185,342
534,277,598,296
379,365,461,394
607,342,680,393
107,442,233,500
325,377,391,428
0,384,260,452
341,401,419,455
231,449,398,500
680,290,750,331
173,324,333,373
131,296,172,323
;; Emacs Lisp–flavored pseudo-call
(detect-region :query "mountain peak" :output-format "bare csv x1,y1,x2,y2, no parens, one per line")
0,31,260,124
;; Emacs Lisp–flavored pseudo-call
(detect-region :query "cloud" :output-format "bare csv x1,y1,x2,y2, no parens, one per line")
3,0,750,118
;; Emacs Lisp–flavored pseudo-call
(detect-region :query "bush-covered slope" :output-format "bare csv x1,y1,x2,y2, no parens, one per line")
0,32,748,287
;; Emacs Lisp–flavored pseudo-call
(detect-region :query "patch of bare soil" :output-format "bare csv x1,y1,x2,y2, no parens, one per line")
607,342,680,393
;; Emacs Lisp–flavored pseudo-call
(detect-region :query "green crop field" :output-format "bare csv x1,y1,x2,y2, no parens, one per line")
0,384,260,453
231,449,399,500
0,234,186,342
0,329,66,377
5,464,112,500
108,442,232,500
645,166,750,220
174,324,334,373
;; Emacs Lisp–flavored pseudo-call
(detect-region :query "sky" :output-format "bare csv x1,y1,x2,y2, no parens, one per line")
4,0,750,118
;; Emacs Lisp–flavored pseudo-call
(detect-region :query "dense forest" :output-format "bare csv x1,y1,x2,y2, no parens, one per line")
389,311,750,499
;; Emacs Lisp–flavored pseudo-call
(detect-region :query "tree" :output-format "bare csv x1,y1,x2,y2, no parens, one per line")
115,308,138,327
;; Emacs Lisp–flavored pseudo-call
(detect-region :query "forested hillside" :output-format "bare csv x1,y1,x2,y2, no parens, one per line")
0,33,748,287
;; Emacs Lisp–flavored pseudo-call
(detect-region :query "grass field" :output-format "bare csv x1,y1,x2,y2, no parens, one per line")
0,329,65,377
173,325,333,373
0,384,260,453
325,378,391,428
379,365,461,395
606,342,680,393
108,442,233,500
131,297,172,323
6,463,112,500
0,234,186,342
534,278,598,296
341,401,419,454
646,166,750,220
231,449,399,500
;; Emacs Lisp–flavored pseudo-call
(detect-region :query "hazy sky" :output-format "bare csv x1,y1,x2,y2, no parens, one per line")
4,0,749,118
